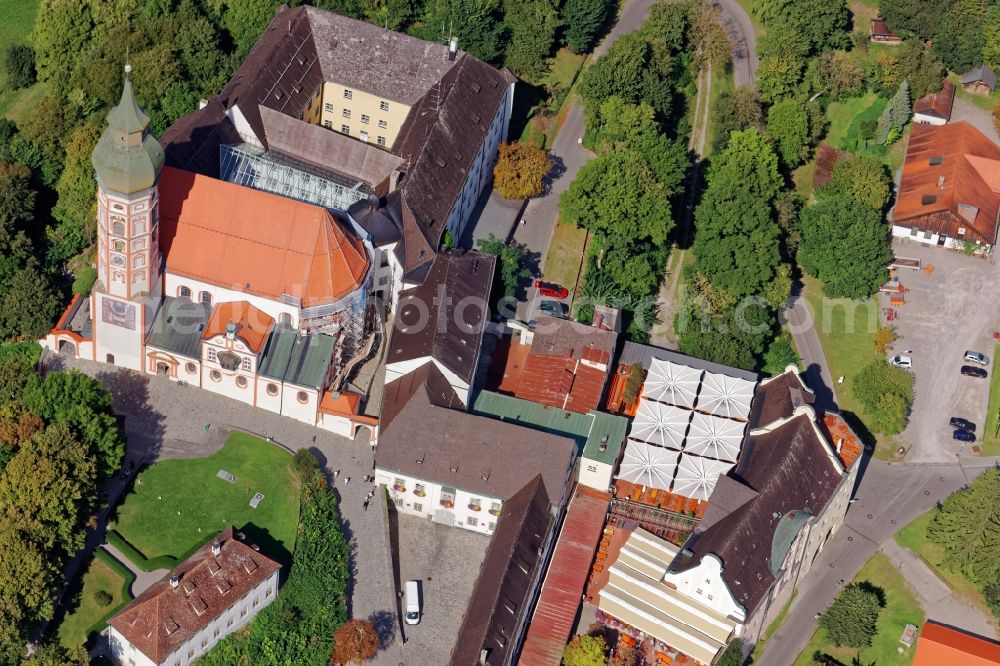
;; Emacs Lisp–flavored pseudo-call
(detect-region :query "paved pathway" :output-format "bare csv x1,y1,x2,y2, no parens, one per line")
101,544,167,598
784,295,840,412
952,95,1000,144
757,457,1000,666
713,0,759,87
881,539,998,639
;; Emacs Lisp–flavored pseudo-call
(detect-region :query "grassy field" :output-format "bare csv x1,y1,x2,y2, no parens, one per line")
57,550,134,650
893,509,994,618
114,433,301,564
542,220,588,295
518,48,588,149
824,93,885,150
982,344,1000,455
802,276,896,454
792,553,923,666
704,63,735,158
0,0,40,119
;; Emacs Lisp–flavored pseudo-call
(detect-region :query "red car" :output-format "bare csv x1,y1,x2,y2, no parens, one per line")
534,280,568,299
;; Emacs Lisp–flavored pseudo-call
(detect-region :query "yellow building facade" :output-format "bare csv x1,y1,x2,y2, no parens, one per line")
301,81,411,148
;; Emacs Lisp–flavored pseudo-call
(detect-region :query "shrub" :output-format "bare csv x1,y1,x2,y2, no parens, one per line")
332,619,379,664
4,44,36,89
94,590,113,607
851,359,913,435
562,634,608,666
819,582,883,647
493,142,553,199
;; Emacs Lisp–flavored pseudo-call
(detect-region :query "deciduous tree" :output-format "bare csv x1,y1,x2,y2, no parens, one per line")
758,0,850,53
419,0,508,65
332,619,379,664
756,26,809,103
851,359,913,435
711,86,764,152
767,98,811,168
4,45,36,90
493,142,552,199
693,129,782,298
818,155,891,212
563,635,608,666
688,1,732,69
877,0,950,41
503,0,560,81
476,235,531,299
797,195,891,300
0,264,60,341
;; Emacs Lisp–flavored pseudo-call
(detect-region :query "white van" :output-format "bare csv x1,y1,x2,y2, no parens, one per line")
404,580,421,625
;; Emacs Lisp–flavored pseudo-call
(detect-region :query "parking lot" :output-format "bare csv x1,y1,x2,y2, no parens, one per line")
886,239,999,462
514,282,572,322
373,514,491,666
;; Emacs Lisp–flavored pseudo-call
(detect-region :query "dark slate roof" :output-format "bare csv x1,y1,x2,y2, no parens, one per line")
530,316,618,361
377,363,577,503
670,413,842,614
160,97,242,177
257,326,336,389
748,369,814,429
618,341,759,381
387,250,496,383
962,65,998,89
145,297,211,359
347,192,404,247
449,476,552,666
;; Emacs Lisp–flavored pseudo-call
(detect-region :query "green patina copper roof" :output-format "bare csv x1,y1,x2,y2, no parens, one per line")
91,66,164,195
769,510,814,577
470,390,627,464
258,326,336,389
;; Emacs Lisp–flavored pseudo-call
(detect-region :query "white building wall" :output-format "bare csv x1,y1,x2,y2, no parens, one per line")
164,273,299,328
374,469,503,536
663,554,746,623
93,292,146,371
255,376,284,415
913,112,947,126
578,458,613,493
278,384,320,424
317,413,358,438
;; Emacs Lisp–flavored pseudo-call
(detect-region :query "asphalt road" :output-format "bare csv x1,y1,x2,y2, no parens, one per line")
756,457,1000,666
784,295,840,412
713,0,759,86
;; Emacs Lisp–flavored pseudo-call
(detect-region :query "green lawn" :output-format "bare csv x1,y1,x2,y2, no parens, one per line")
893,509,994,618
113,433,301,565
793,553,923,666
982,344,1000,456
57,550,133,650
802,276,896,455
704,62,735,158
824,93,885,151
0,0,41,119
518,48,588,149
543,220,588,295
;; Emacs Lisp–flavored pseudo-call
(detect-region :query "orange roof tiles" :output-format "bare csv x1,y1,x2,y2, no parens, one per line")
318,390,378,424
893,122,1000,246
203,301,274,353
108,527,281,664
913,622,1000,666
821,413,864,469
158,166,369,307
913,80,955,121
514,355,609,414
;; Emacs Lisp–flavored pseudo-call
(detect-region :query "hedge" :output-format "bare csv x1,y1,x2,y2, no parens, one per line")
106,530,180,572
85,549,137,639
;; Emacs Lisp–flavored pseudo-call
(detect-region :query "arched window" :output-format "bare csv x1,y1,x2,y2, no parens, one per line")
112,219,126,236
200,291,212,306
179,286,191,299
210,370,222,382
185,362,197,374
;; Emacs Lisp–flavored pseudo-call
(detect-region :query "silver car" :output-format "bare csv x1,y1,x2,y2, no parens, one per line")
964,351,990,365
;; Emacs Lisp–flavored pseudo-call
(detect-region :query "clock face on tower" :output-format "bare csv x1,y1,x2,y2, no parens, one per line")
110,253,126,269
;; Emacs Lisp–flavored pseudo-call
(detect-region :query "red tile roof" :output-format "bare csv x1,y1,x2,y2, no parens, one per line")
514,356,609,414
913,621,1000,666
914,81,956,121
158,166,370,307
821,413,864,470
203,301,274,354
893,122,1000,246
108,527,281,664
518,487,611,665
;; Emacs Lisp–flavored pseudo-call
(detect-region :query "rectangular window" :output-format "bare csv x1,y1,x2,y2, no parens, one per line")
360,114,370,124
380,100,389,111
359,130,369,143
414,502,423,512
201,639,208,648
241,607,248,618
324,102,334,112
488,522,495,531
394,497,403,507
343,89,352,99
242,356,252,371
253,597,259,607
467,516,478,527
378,119,387,129
266,587,272,597
342,108,351,118
207,348,217,362
341,125,350,135
377,136,386,147
132,271,143,284
213,628,220,638
227,617,234,627
323,120,332,129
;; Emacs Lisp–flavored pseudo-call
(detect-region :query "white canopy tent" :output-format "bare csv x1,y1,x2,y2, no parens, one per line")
698,372,756,421
642,358,702,409
630,400,691,450
685,412,746,462
672,455,735,501
618,440,680,490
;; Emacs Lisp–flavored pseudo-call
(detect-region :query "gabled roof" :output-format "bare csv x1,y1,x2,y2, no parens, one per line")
203,301,275,354
893,122,1000,245
913,80,955,120
962,65,998,90
377,363,577,503
108,527,281,664
449,476,553,666
158,166,370,307
748,368,814,428
671,413,843,614
257,325,336,389
914,621,1000,665
387,250,495,383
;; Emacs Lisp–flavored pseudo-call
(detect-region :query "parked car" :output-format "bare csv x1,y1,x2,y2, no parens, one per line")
964,350,990,365
404,580,421,625
889,355,912,369
949,417,977,431
539,300,568,316
960,365,988,378
534,280,568,299
953,429,977,443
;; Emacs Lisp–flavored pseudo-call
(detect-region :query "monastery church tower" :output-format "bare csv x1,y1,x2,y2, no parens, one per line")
91,65,165,370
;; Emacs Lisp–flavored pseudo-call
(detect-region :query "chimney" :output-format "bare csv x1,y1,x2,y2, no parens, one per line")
594,313,604,329
211,541,221,557
170,575,180,589
448,36,458,61
199,99,209,110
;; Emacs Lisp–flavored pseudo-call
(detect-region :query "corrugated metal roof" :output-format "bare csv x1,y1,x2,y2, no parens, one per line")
518,488,610,666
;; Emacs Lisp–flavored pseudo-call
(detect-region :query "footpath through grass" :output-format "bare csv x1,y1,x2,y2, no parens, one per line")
112,432,300,567
894,508,996,616
792,553,923,666
982,344,1000,456
57,550,134,650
